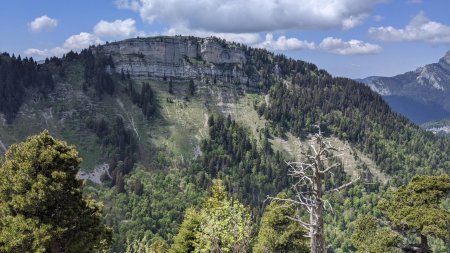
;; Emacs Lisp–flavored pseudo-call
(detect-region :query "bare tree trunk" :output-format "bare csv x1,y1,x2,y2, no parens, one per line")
268,126,358,253
419,235,430,253
310,162,325,253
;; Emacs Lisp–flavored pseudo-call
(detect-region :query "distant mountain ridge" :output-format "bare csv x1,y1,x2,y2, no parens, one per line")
358,50,450,124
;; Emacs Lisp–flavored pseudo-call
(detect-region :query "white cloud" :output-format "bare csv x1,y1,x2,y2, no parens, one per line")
63,32,103,50
28,15,58,32
319,37,381,55
25,32,103,57
369,12,450,43
117,0,381,32
94,18,142,37
164,26,261,45
342,14,370,30
255,33,315,51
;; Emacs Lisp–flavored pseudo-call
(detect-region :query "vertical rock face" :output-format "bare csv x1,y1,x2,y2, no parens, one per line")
93,36,251,84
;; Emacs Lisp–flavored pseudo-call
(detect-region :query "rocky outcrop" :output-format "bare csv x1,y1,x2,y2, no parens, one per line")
93,36,253,84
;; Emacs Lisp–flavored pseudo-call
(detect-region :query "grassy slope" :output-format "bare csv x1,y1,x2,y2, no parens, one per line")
0,63,389,181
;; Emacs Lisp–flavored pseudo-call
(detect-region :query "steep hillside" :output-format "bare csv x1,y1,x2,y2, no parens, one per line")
1,36,449,252
358,51,450,124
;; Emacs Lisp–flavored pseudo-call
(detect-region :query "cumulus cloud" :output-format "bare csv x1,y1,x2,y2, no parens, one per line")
255,33,315,51
319,37,382,55
94,18,143,37
164,26,261,45
117,0,381,32
25,32,103,57
63,32,103,50
28,15,58,32
369,12,450,43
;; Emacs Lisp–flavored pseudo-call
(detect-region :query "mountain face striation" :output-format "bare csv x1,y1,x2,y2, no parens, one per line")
358,51,450,124
94,36,258,84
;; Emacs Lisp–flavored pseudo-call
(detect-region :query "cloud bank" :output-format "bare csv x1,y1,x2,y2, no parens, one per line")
369,12,450,43
117,0,381,32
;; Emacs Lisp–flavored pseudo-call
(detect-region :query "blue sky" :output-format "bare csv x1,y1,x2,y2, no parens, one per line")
1,0,449,78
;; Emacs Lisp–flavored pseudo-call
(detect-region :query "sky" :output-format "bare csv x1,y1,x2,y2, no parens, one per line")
1,0,449,78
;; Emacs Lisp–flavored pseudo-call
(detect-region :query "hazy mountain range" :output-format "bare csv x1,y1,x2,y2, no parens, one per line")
358,50,450,125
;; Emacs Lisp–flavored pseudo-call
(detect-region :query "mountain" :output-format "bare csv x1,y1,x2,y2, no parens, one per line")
1,36,449,252
358,51,450,124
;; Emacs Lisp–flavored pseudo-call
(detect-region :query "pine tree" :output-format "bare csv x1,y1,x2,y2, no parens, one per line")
352,175,450,253
253,192,309,253
188,79,195,96
170,208,201,253
0,131,111,253
169,79,174,94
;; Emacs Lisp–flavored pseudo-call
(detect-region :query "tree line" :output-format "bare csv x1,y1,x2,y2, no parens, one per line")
0,53,54,122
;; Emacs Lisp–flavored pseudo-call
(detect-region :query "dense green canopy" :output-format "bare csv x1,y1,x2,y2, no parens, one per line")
352,175,450,253
170,180,252,253
0,131,111,253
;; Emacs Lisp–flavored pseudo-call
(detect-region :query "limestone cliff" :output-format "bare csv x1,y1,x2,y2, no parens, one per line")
93,36,255,84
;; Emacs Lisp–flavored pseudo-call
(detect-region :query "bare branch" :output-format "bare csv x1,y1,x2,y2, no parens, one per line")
286,216,313,229
326,177,360,193
319,163,340,174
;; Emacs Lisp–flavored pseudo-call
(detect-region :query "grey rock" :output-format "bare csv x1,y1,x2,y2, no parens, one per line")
93,36,254,85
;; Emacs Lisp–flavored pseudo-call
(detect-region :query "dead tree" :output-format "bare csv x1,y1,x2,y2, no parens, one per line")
269,125,359,253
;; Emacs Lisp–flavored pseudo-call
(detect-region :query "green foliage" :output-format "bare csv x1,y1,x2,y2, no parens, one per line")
0,131,111,252
351,215,399,253
0,53,54,122
101,167,203,253
193,114,289,207
126,82,158,119
253,192,309,253
171,180,253,253
195,180,253,252
379,174,450,242
262,79,450,185
170,208,201,253
352,175,450,252
150,238,169,253
80,49,116,96
125,236,168,253
86,115,138,187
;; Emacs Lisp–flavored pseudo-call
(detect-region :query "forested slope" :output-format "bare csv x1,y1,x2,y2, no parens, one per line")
0,36,448,252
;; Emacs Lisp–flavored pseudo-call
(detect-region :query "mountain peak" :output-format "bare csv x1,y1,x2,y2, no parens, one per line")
440,50,450,65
